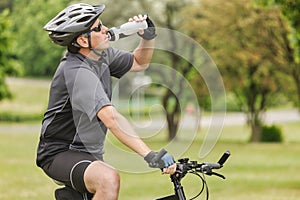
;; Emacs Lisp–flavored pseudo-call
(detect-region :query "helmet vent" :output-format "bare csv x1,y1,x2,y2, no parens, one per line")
71,8,82,12
69,13,81,18
57,13,66,19
77,16,92,23
56,20,66,26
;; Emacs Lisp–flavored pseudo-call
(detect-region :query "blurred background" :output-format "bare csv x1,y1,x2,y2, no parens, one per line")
0,0,299,199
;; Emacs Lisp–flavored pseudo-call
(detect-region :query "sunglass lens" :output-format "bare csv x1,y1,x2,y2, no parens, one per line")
94,23,102,32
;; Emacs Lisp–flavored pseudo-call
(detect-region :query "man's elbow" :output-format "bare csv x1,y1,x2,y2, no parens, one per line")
130,60,150,72
97,105,119,130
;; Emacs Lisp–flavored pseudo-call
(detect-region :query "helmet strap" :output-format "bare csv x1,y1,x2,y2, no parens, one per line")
87,34,104,57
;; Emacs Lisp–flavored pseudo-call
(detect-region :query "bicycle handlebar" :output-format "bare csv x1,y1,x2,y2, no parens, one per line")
175,151,231,180
156,151,231,200
218,151,231,166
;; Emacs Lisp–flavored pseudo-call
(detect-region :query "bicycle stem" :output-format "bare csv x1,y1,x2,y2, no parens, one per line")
170,174,186,200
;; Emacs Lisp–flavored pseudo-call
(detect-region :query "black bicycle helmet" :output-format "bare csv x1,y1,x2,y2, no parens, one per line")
44,3,105,46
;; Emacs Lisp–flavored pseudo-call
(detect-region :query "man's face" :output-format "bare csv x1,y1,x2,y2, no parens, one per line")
89,19,110,51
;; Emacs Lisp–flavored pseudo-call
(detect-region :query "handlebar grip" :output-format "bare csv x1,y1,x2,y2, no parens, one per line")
218,151,231,166
203,163,221,169
153,149,167,162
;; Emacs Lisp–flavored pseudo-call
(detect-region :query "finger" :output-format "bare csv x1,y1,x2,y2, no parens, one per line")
170,168,176,174
162,164,176,175
128,17,133,22
138,29,144,35
162,168,168,174
164,164,176,175
133,15,139,21
138,14,144,21
169,163,177,175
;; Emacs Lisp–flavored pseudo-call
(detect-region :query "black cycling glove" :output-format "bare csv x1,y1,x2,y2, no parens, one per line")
144,149,174,168
138,15,157,40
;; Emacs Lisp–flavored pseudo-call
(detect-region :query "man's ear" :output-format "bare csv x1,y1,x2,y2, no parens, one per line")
76,36,89,48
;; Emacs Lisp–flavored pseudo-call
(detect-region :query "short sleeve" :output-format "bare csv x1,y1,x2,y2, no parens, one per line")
106,47,134,78
65,65,111,121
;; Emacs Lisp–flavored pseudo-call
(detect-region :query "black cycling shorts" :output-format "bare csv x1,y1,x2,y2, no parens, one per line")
42,150,102,193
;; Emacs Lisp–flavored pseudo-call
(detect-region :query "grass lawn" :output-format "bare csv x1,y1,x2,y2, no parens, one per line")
0,122,300,200
0,77,299,199
0,78,50,121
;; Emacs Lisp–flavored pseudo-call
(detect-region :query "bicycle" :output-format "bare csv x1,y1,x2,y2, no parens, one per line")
54,150,230,200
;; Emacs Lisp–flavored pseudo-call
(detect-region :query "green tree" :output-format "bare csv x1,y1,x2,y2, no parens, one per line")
103,0,203,141
0,9,22,101
183,0,291,142
0,0,13,11
12,0,69,76
148,0,205,141
11,0,152,77
256,0,300,110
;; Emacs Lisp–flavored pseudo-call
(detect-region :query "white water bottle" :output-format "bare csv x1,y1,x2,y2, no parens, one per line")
107,20,148,41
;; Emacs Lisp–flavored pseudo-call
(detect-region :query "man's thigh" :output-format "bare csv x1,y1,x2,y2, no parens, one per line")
42,150,100,193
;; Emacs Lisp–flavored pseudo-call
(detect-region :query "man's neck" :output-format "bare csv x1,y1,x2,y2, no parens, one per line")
78,48,102,61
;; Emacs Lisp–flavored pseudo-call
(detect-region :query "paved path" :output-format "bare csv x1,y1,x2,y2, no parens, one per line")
132,109,300,130
0,109,299,134
200,109,300,127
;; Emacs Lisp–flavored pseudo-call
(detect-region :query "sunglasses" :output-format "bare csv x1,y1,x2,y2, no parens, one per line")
85,21,103,35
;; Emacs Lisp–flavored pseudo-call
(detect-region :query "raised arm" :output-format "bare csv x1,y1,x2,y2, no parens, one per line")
130,15,156,72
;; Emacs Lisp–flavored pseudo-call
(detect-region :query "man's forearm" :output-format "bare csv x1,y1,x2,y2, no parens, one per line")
131,39,155,71
110,111,151,157
98,106,151,157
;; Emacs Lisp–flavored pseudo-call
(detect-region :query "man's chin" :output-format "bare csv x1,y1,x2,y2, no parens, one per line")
95,42,110,51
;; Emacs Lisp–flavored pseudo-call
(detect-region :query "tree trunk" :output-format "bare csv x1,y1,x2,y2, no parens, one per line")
246,70,266,142
166,112,179,141
249,120,262,142
292,65,300,112
248,109,263,142
162,89,180,141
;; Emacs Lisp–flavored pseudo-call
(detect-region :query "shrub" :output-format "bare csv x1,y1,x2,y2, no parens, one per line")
260,125,284,143
0,112,42,122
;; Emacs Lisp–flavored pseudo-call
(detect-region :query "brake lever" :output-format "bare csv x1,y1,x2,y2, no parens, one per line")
197,166,226,179
211,172,226,179
198,165,213,175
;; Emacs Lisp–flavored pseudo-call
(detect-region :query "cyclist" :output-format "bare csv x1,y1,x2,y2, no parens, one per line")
36,3,176,200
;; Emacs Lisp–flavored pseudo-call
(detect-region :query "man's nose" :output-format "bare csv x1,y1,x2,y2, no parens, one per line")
101,26,108,34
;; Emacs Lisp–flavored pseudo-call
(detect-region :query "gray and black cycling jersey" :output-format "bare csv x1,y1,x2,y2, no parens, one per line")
36,47,133,167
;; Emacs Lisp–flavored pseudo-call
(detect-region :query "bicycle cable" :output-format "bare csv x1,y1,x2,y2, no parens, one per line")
187,170,209,200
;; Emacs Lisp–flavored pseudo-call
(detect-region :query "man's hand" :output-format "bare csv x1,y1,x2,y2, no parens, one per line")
162,163,177,175
144,149,176,174
129,14,157,40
